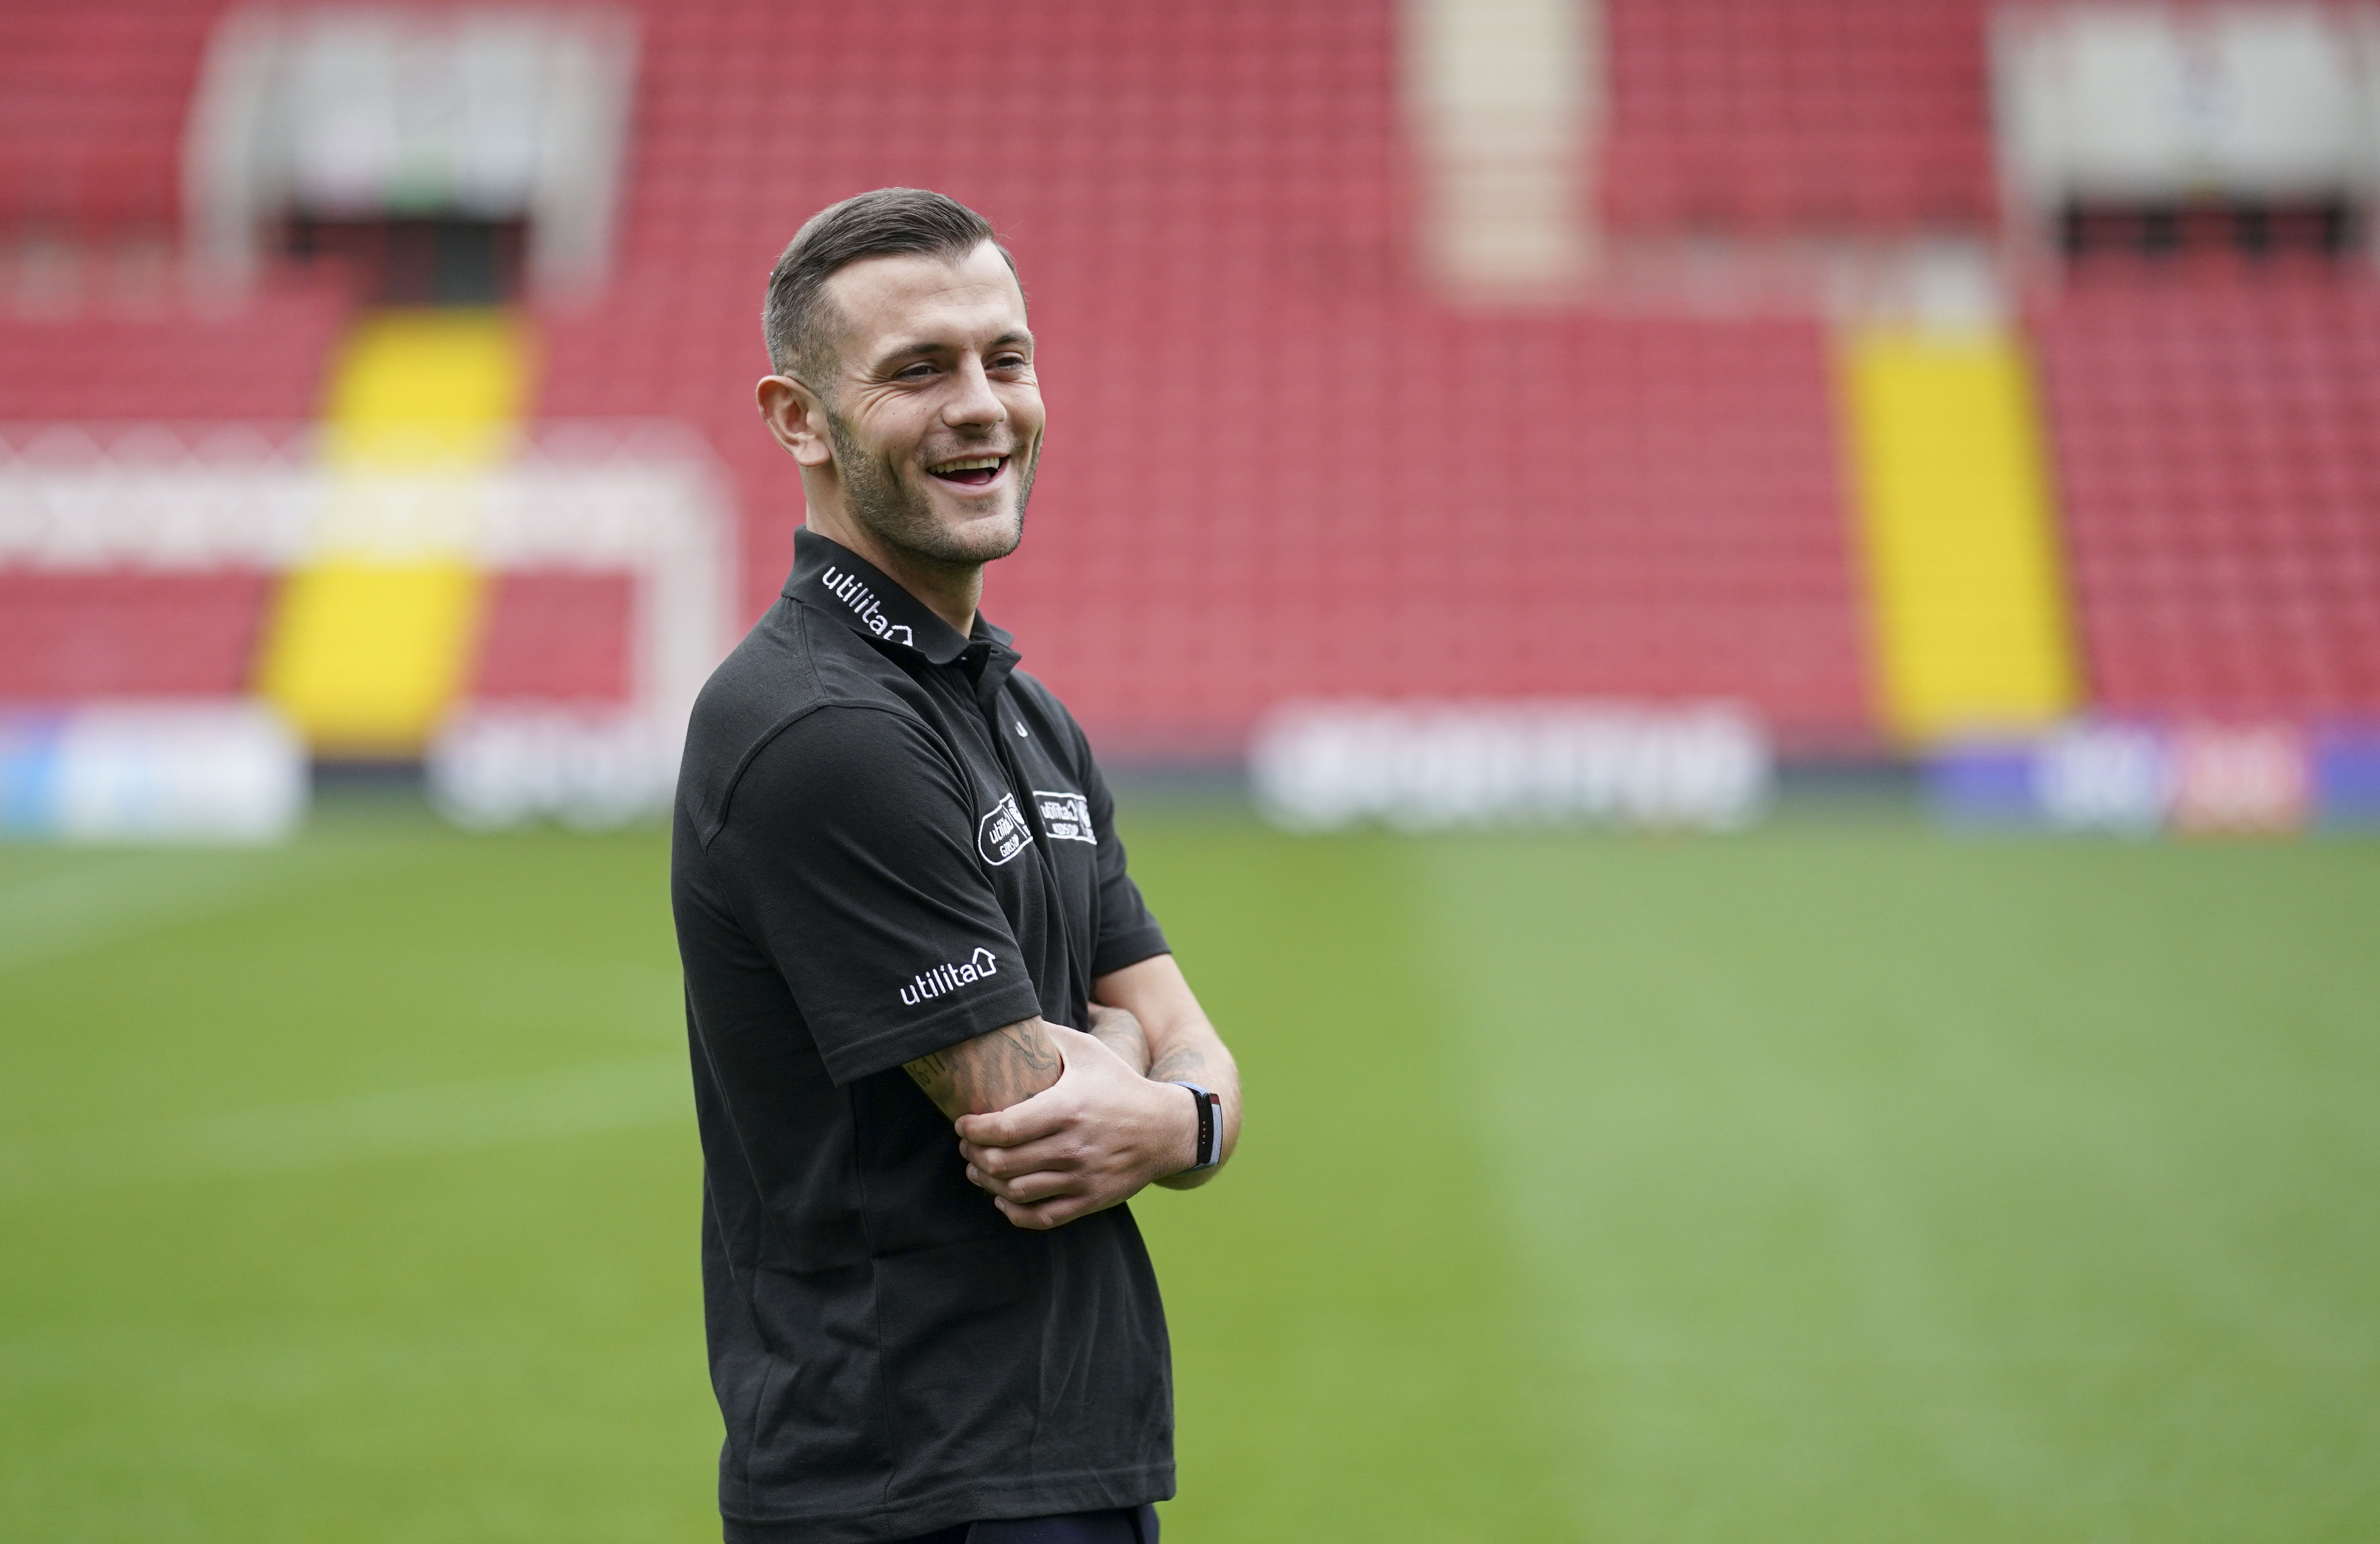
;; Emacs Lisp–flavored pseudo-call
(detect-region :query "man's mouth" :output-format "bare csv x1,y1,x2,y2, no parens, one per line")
926,454,1007,488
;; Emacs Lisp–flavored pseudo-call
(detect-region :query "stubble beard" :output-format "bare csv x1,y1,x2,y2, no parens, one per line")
825,405,1037,571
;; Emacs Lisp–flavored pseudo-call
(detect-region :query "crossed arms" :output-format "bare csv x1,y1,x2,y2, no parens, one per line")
902,952,1240,1230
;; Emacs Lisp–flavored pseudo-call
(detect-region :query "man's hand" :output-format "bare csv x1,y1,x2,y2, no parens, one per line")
955,1025,1196,1230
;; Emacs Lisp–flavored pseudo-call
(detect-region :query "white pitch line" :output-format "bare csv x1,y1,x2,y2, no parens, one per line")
0,1054,689,1200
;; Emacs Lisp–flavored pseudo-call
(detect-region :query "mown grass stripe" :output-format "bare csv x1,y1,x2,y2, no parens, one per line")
0,1054,686,1199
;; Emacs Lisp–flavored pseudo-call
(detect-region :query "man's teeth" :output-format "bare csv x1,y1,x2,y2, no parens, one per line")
929,456,1003,474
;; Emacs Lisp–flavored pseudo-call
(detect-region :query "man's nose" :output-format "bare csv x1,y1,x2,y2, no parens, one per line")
942,356,1006,430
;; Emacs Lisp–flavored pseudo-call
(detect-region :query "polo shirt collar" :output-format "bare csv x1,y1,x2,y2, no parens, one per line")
786,527,1014,667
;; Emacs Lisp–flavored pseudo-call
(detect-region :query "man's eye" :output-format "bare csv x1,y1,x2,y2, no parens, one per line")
897,363,937,380
990,355,1028,371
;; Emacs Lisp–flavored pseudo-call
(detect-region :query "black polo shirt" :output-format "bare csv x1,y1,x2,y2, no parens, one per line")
671,528,1176,1544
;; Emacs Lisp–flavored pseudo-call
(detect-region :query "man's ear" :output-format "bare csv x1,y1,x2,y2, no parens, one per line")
757,374,834,469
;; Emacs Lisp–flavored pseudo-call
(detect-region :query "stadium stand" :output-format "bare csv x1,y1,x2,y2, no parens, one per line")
0,282,345,421
2032,259,2380,721
469,570,634,703
7,0,2379,775
537,0,1871,753
1600,0,1995,234
0,0,332,708
0,569,274,700
0,4,215,235
0,284,343,705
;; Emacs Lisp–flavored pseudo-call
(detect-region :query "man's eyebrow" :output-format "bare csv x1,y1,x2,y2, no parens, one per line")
868,330,1035,370
869,338,946,369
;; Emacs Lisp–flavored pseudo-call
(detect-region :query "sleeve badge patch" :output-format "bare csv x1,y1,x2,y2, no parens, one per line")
978,793,1035,865
1033,790,1097,844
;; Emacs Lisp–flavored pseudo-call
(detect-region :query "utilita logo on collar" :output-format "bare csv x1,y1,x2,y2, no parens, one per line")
821,564,914,648
900,946,1001,1006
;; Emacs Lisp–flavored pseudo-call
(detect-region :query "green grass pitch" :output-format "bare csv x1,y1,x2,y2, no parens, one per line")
2,797,2376,1542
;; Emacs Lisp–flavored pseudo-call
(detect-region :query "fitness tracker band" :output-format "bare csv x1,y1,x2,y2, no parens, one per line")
1171,1081,1223,1172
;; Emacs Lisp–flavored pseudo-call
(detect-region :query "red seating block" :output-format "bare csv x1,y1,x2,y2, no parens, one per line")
1602,0,1995,235
2033,268,2380,720
0,2,232,234
0,275,345,421
469,570,635,704
0,569,275,700
7,0,1892,751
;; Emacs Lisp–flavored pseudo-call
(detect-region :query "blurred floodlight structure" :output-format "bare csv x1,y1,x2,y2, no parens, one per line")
186,4,636,294
1250,700,1771,832
1995,3,2380,258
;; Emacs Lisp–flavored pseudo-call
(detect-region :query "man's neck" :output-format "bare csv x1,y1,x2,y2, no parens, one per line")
805,512,982,638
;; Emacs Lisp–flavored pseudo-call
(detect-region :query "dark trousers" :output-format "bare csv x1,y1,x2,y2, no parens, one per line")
895,1503,1158,1544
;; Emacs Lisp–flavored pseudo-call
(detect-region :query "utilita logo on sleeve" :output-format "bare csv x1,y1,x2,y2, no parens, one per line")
821,564,914,648
900,947,1001,1006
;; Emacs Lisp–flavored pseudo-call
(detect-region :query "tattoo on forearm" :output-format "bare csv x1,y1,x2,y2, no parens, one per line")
1146,1045,1209,1084
905,1018,1061,1119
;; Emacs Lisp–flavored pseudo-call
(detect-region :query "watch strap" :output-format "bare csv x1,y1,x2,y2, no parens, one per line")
1172,1081,1222,1171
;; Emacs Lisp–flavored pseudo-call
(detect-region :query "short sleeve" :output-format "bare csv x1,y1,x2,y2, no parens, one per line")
1079,744,1170,979
706,705,1046,1086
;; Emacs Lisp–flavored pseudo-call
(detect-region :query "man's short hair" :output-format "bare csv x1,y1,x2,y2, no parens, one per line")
762,187,1013,387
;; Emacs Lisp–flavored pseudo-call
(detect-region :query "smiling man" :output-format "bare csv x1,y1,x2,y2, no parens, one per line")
670,189,1241,1544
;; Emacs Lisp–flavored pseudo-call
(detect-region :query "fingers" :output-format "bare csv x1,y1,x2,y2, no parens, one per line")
961,1132,1092,1198
955,1085,1071,1148
947,1070,1081,1142
965,1162,1079,1205
992,1188,1122,1231
961,1128,1122,1206
948,1023,1170,1230
960,1135,1074,1177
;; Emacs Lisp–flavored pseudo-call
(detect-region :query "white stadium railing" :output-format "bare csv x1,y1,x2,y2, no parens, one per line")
0,421,734,839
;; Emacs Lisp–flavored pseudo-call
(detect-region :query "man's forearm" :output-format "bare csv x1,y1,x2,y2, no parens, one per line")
1145,1019,1238,1189
1093,955,1241,1189
1086,1001,1151,1076
1146,1035,1213,1087
904,1017,1062,1120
